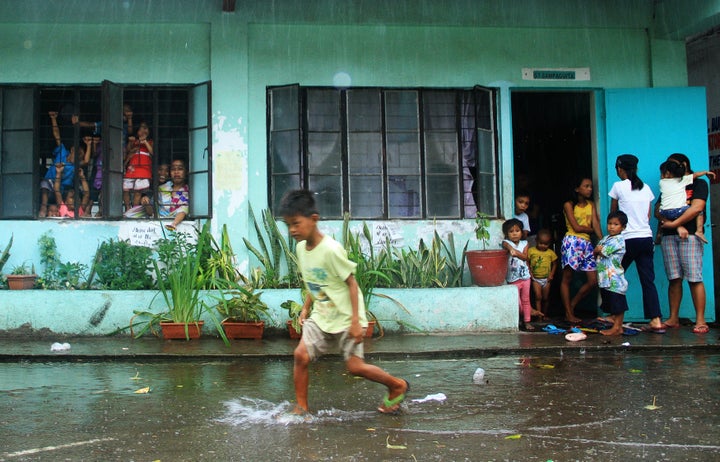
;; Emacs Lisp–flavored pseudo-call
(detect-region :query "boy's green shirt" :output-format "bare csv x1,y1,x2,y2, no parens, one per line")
297,235,368,334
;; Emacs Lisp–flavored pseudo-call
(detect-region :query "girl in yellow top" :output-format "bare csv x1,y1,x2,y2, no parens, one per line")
560,176,603,323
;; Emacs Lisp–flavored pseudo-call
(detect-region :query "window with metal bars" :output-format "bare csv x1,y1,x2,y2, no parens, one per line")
0,81,212,220
267,85,499,220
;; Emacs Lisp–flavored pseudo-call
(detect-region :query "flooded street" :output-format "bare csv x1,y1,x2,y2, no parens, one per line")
2,351,719,461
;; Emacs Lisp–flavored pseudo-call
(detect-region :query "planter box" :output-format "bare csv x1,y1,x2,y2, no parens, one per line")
222,321,264,339
160,321,204,340
6,274,37,290
0,287,523,335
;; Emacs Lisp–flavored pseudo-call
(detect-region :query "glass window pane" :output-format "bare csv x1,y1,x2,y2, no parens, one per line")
475,172,497,216
477,129,495,173
3,89,34,129
349,176,383,218
423,91,456,130
424,132,458,174
2,174,33,217
475,88,492,130
1,131,33,173
386,132,419,176
271,86,299,131
307,89,340,131
388,175,420,218
347,89,381,131
271,131,300,173
385,91,418,131
273,174,300,211
308,175,342,218
348,132,381,174
308,132,340,174
426,175,459,218
189,171,209,216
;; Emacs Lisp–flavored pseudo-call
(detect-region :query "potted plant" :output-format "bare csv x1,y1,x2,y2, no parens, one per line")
130,222,227,342
6,262,38,290
215,285,270,340
281,297,303,339
465,212,508,286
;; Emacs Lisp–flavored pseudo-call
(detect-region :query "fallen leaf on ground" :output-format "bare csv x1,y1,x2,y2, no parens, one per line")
386,435,407,449
505,434,522,440
644,396,661,410
134,387,150,394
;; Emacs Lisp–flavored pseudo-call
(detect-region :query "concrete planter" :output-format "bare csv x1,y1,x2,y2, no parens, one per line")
0,286,519,335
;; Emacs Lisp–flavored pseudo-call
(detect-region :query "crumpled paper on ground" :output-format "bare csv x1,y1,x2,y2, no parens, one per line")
411,392,447,403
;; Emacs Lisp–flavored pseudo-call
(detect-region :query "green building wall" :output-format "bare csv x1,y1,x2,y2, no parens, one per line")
0,0,717,329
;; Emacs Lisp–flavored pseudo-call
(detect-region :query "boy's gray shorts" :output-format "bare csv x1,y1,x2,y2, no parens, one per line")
302,318,364,362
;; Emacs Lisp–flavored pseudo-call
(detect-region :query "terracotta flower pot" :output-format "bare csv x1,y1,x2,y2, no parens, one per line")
287,320,301,339
222,321,264,340
365,320,377,338
160,321,204,340
6,274,37,290
465,249,508,287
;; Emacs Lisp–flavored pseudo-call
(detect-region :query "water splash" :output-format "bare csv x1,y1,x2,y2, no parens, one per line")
217,397,373,428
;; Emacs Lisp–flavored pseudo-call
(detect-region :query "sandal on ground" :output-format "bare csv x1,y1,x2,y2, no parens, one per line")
542,324,566,335
692,325,709,334
378,379,410,414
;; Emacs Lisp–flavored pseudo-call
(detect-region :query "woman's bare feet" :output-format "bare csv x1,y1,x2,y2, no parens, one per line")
600,326,623,336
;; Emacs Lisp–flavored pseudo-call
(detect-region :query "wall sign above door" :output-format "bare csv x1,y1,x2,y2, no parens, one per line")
522,68,591,81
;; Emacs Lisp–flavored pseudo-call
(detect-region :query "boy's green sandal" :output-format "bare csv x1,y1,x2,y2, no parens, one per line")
378,379,410,414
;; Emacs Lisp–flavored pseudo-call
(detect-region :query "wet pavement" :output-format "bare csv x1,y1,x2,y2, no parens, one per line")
1,325,719,461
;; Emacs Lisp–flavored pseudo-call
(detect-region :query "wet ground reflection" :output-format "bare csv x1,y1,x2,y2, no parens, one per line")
1,352,719,461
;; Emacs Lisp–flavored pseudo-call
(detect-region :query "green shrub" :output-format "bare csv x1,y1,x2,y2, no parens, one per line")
92,239,154,290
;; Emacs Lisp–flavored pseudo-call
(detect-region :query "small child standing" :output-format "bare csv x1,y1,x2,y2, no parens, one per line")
501,218,534,331
123,122,154,211
593,211,629,336
560,176,602,323
657,160,715,244
513,191,531,240
279,189,408,415
528,229,558,319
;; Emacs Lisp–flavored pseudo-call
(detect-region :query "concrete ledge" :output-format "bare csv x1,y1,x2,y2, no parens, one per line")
0,286,519,335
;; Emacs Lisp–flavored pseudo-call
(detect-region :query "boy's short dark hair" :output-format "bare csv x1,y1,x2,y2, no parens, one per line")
502,218,524,236
536,228,552,242
607,210,628,227
515,190,531,200
278,189,319,217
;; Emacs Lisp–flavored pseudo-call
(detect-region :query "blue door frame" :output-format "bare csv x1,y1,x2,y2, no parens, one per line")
602,87,714,322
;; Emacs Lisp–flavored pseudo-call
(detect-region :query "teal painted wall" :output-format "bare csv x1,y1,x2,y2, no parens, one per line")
0,0,717,329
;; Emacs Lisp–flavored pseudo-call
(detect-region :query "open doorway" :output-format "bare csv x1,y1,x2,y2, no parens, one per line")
511,90,594,318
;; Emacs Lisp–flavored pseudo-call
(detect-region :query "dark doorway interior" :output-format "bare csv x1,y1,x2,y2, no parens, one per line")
511,91,594,318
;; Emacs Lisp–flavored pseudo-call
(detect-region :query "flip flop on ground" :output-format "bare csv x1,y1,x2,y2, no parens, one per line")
641,325,667,334
660,322,681,329
378,379,410,414
692,325,709,334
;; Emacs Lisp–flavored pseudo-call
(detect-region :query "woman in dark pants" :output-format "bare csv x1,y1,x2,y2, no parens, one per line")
608,154,665,332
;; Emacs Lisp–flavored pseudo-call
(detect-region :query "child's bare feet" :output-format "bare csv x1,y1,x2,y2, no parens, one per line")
531,309,545,319
565,312,582,324
38,204,47,218
695,232,709,244
290,405,310,415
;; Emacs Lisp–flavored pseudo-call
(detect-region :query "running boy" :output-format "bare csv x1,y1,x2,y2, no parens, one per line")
279,189,409,415
593,210,629,336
